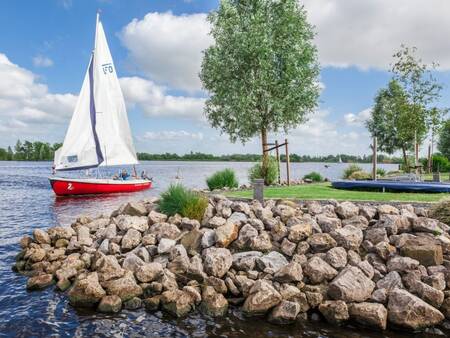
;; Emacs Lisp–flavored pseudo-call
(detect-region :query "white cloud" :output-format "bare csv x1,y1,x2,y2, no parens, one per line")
344,108,372,126
32,55,54,67
303,0,450,70
143,130,204,141
58,0,72,10
0,53,76,145
119,76,205,119
119,12,212,92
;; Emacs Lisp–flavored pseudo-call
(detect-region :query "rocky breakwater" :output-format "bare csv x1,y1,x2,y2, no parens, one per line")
13,197,450,332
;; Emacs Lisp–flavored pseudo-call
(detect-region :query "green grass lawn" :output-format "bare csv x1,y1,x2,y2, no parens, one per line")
227,182,448,203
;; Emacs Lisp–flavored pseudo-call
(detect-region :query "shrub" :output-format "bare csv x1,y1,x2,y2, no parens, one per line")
342,164,363,179
249,157,279,185
429,198,450,226
348,170,372,180
206,168,239,191
303,171,323,182
376,168,386,177
159,184,208,221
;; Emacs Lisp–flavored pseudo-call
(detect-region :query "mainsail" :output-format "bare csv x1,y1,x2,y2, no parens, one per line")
55,13,138,171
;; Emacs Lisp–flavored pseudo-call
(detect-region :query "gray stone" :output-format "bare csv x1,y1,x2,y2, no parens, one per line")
328,266,375,302
348,302,387,330
387,256,420,272
304,256,338,284
319,300,349,325
121,228,141,251
307,233,337,253
203,247,232,278
256,251,288,272
157,238,176,254
200,286,228,317
68,272,106,307
135,262,164,283
336,202,359,219
242,280,282,315
325,247,347,270
232,251,263,271
268,300,301,324
274,262,303,283
98,295,122,313
331,225,363,251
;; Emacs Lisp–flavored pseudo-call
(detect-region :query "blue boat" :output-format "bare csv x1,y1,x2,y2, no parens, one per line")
332,180,450,193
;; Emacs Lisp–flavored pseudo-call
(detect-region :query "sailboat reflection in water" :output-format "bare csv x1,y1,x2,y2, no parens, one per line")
49,13,152,196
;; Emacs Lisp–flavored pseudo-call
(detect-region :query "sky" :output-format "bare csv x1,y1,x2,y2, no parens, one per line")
1,0,450,156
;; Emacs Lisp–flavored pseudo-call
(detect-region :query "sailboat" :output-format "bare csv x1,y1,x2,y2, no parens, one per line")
49,13,152,196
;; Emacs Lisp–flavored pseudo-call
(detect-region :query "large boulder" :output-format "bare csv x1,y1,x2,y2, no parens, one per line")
33,229,50,245
287,223,312,243
121,228,141,251
319,300,349,325
400,240,443,266
336,202,359,219
135,262,164,283
103,271,143,302
274,262,303,283
122,201,148,216
161,289,195,317
242,280,282,315
413,217,447,235
200,286,228,317
232,251,263,271
348,302,387,330
68,272,106,307
27,274,54,290
115,215,149,232
331,225,363,251
328,266,375,302
203,247,232,278
387,288,444,330
268,300,301,324
149,222,181,240
307,233,337,253
325,247,347,270
215,222,239,248
256,251,288,273
386,256,419,272
304,256,338,284
95,255,125,282
148,210,168,224
98,295,122,313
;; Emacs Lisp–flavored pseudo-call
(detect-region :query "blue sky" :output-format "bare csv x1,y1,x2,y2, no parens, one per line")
1,0,449,156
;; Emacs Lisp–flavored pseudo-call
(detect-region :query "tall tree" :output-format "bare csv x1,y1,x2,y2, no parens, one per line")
200,0,320,184
6,146,13,160
366,80,417,168
391,45,443,166
438,119,450,159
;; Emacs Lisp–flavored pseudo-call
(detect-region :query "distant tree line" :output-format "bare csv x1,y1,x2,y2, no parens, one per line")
0,140,62,161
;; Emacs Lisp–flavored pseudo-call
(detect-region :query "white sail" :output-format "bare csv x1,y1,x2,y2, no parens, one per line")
54,13,138,171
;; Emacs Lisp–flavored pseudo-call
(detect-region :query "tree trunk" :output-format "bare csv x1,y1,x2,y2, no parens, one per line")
261,127,269,185
401,145,409,172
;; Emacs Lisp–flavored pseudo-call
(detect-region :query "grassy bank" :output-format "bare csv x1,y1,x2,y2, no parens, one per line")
226,182,448,203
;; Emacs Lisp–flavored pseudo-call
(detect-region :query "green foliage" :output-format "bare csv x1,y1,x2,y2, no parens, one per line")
303,171,323,182
438,119,450,159
342,164,363,179
159,184,208,221
422,154,450,172
181,194,209,222
429,198,450,225
348,171,372,180
249,157,279,185
206,168,239,190
376,168,386,177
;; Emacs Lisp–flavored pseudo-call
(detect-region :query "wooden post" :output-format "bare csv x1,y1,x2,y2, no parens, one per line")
372,137,377,180
414,130,419,176
427,143,432,174
275,140,281,184
285,138,290,186
253,178,264,203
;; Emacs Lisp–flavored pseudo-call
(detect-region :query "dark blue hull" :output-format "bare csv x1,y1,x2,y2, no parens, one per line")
332,180,450,193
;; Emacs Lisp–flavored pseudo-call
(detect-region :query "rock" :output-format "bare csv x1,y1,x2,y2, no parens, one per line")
232,251,263,271
123,201,148,216
331,225,363,251
305,291,323,308
103,271,143,301
319,300,349,325
122,253,144,273
215,222,239,248
205,276,227,294
342,215,369,229
268,300,301,324
26,245,46,262
401,243,443,267
144,295,162,311
377,204,399,216
304,256,338,284
280,238,297,256
27,274,54,290
374,241,396,261
358,260,374,279
336,202,359,219
249,231,272,251
376,271,403,291
200,286,228,317
33,229,50,245
387,256,420,272
316,215,341,233
135,262,164,283
235,224,258,249
231,201,252,215
180,229,202,253
98,295,122,313
328,266,375,302
413,217,446,235
96,255,125,282
141,234,156,246
371,288,388,303
183,286,202,305
161,289,194,317
68,272,106,307
325,247,347,270
387,288,444,330
256,251,288,273
365,228,389,245
148,210,168,224
179,218,200,231
207,216,227,229
56,278,71,291
158,238,176,254
348,302,387,330
359,205,377,220
149,222,180,240
441,298,450,320
115,215,149,232
48,226,75,241
123,297,142,310
414,281,444,308
201,229,216,249
274,262,303,283
121,228,141,251
307,233,337,253
288,223,312,243
203,247,232,278
242,280,282,315
76,225,92,246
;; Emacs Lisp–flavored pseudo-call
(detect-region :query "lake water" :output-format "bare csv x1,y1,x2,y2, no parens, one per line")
0,160,428,338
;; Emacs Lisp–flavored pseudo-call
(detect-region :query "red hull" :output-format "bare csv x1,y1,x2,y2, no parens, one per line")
49,177,152,196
